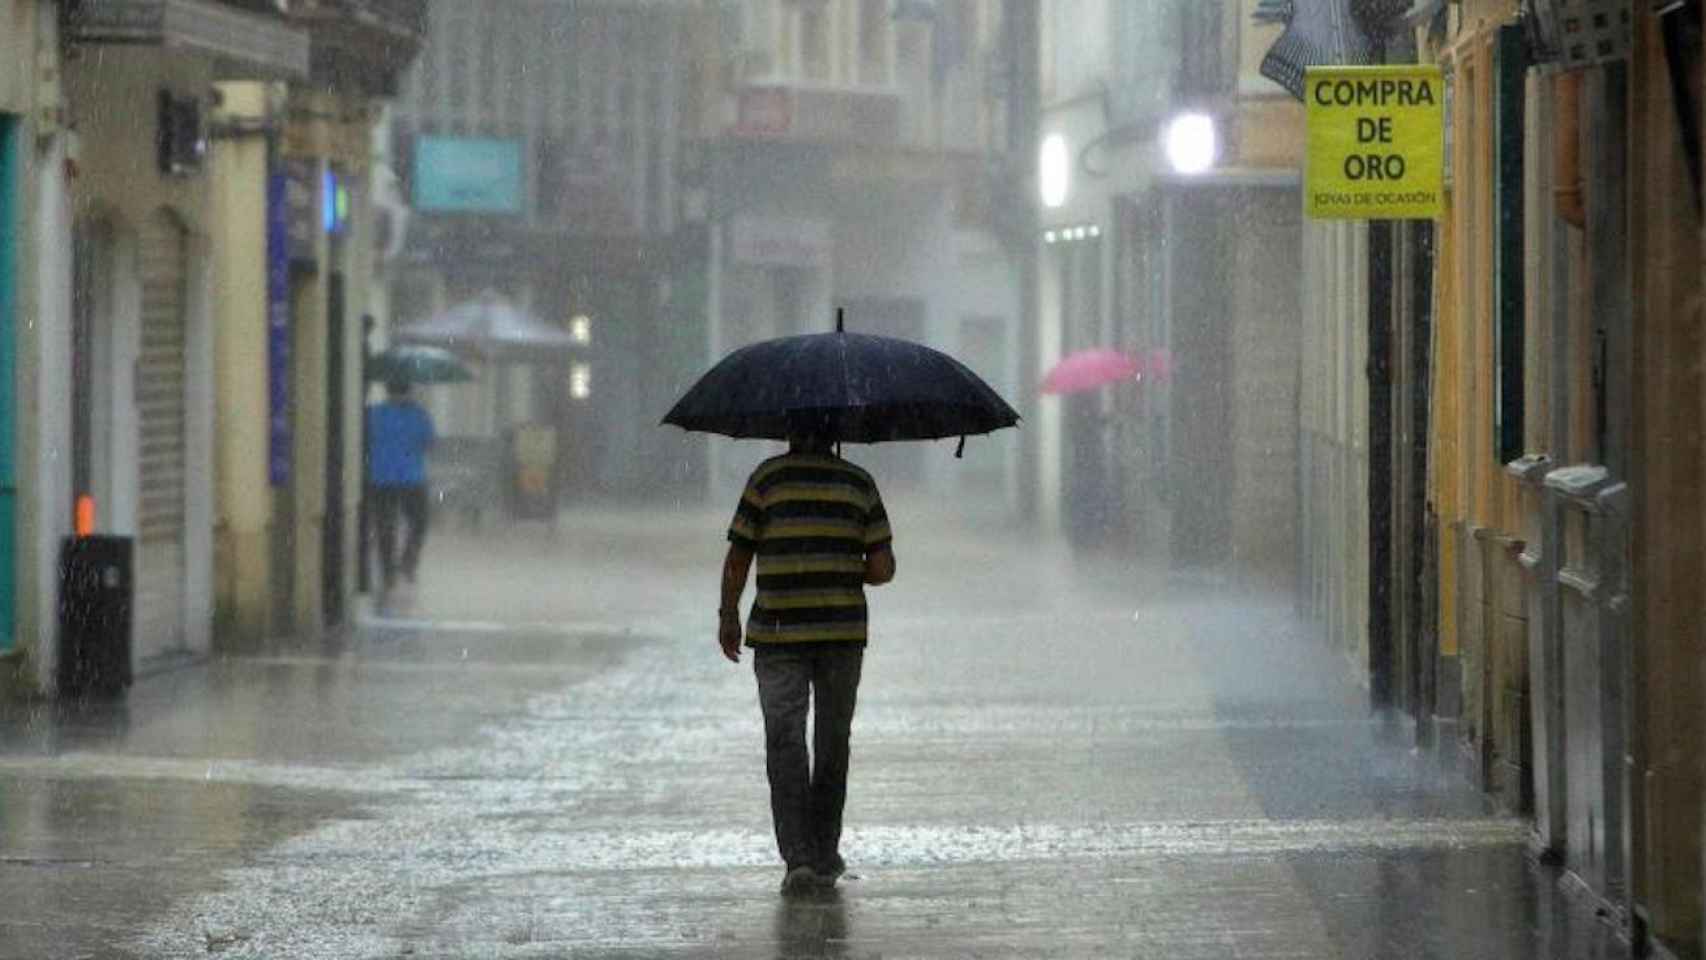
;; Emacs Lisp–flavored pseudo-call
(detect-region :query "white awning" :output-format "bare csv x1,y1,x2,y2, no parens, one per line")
65,0,310,80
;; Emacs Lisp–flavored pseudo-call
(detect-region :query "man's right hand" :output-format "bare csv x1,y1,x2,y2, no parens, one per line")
864,546,896,585
718,612,743,663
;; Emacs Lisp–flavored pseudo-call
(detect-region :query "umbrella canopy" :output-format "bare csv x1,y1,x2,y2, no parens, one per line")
663,331,1019,444
1040,348,1143,395
366,344,475,385
394,291,578,362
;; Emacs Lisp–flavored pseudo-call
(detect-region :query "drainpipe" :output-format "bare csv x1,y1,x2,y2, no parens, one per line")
1554,71,1587,228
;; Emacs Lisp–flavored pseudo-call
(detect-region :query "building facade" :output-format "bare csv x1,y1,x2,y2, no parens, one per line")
387,0,699,508
201,2,424,647
1290,0,1706,954
59,1,310,681
699,0,1021,508
0,0,422,698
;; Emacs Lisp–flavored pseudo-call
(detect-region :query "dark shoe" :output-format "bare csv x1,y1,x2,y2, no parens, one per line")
780,865,817,895
814,854,846,888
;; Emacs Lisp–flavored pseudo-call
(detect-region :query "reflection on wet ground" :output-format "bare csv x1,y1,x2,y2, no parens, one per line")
0,504,1631,958
1,628,634,763
0,623,638,959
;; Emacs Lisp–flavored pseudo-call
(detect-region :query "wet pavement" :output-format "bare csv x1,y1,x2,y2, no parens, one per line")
1,500,1629,958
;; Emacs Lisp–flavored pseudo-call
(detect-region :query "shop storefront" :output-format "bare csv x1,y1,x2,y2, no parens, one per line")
63,1,308,673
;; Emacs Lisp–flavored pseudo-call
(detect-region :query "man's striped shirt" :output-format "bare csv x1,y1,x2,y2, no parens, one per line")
728,452,892,646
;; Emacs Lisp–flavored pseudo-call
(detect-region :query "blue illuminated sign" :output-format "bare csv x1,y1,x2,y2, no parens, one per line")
323,168,349,235
267,170,292,486
413,137,523,214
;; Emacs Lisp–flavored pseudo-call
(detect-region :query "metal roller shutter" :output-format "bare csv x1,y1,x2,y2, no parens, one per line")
135,212,187,661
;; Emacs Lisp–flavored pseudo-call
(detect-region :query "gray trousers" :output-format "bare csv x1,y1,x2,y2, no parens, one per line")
753,644,864,872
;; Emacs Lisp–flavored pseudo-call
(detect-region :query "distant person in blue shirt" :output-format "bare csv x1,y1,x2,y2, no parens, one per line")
367,379,436,591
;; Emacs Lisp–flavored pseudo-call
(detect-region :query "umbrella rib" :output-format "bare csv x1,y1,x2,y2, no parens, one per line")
838,331,850,417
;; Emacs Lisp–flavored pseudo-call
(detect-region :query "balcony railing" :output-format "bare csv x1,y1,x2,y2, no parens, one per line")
286,0,427,40
283,0,426,95
728,57,998,156
65,0,310,80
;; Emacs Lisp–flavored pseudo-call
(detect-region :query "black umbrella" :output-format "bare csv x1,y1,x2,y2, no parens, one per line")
663,314,1019,448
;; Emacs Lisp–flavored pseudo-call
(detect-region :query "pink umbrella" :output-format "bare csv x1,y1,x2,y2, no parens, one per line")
1040,348,1143,395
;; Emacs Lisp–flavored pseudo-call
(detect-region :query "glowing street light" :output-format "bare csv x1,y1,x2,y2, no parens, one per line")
1164,113,1218,176
1039,133,1070,209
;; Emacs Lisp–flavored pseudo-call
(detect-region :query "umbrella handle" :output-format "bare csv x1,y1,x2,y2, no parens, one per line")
955,436,966,459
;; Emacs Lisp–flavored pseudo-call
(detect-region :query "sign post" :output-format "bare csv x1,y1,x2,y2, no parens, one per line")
1305,66,1445,220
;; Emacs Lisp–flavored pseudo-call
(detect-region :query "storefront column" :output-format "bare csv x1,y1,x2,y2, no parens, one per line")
289,156,329,636
21,128,72,692
0,115,17,657
210,82,273,647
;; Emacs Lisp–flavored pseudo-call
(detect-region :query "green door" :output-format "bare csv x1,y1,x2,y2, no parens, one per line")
0,116,17,652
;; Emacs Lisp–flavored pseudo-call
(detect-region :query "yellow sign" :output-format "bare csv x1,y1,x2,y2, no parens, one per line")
1305,66,1445,220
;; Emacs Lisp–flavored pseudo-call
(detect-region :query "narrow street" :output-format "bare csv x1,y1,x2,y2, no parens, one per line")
2,502,1618,958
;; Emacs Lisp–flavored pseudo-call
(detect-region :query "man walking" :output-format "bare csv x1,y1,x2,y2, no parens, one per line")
718,429,895,895
366,378,436,593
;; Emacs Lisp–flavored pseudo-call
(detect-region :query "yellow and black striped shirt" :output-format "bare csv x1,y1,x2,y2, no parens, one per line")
728,452,892,646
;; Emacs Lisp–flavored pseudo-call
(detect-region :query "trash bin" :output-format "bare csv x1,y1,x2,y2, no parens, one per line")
57,535,133,698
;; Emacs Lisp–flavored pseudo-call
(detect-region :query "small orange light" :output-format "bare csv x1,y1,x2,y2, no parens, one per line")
75,495,96,538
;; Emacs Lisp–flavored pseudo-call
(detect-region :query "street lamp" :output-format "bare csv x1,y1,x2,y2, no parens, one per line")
1039,133,1070,209
1164,113,1218,176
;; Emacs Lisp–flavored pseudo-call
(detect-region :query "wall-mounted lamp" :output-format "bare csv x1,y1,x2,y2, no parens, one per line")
1164,113,1218,176
1039,133,1071,209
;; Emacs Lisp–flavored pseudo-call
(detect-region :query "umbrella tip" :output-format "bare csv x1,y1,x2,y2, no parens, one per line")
836,308,844,333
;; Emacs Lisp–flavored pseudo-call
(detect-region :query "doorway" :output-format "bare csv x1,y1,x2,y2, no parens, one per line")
135,209,192,663
324,272,346,627
1054,234,1114,551
0,116,15,652
71,218,120,517
1164,189,1233,569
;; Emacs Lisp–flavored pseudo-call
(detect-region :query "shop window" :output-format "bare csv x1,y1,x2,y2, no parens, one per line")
859,0,892,84
779,3,798,76
800,2,831,81
744,0,777,71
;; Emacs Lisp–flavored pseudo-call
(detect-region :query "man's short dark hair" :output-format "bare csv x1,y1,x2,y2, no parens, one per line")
785,411,836,452
386,378,412,398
